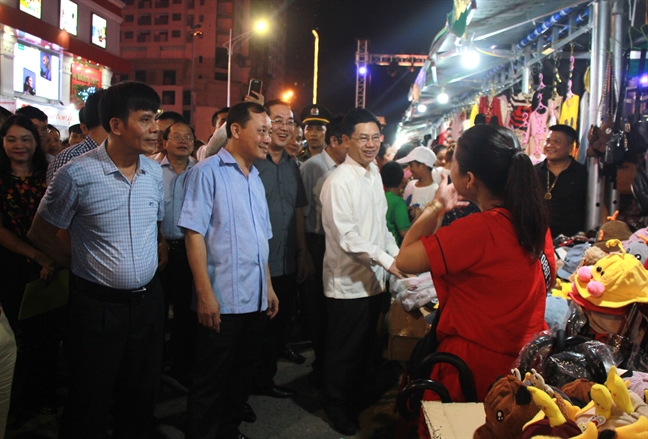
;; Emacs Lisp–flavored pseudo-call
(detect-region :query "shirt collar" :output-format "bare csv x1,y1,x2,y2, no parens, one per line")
265,149,289,164
322,149,337,169
344,154,377,178
160,155,196,170
97,141,146,177
218,147,259,178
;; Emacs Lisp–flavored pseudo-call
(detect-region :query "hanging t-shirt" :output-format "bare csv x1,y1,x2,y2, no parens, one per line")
560,94,580,129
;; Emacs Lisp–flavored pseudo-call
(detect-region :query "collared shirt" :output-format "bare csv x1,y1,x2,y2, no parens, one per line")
161,156,196,240
320,155,399,299
300,149,336,234
254,150,308,277
178,148,272,314
46,136,100,185
38,143,164,289
535,158,588,237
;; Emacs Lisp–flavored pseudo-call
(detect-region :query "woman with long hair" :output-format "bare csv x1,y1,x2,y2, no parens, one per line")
0,115,58,422
396,124,555,403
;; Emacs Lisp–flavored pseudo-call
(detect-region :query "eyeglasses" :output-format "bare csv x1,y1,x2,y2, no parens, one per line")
351,135,381,146
271,119,297,128
168,134,195,142
38,127,51,135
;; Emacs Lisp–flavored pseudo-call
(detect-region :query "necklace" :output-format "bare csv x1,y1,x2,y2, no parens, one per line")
545,169,559,200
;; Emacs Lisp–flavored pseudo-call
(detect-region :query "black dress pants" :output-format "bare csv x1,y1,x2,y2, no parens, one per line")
323,294,383,416
254,273,297,390
58,276,164,439
159,240,196,382
186,312,266,439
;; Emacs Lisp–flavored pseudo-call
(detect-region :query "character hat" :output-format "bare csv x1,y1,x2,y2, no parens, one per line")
594,212,632,252
396,147,437,169
474,376,540,439
300,104,332,126
556,244,590,280
572,239,648,308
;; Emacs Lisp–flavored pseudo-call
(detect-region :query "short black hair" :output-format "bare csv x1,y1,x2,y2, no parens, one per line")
16,105,47,122
341,108,381,137
163,122,195,141
549,124,579,147
211,107,229,126
325,116,343,145
264,99,291,113
432,144,447,156
68,123,83,135
226,102,268,139
99,81,160,133
0,106,12,126
83,88,107,130
381,161,404,188
393,142,416,161
156,111,185,124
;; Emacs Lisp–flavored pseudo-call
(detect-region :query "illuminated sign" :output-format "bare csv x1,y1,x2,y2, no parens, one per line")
13,43,60,101
70,62,103,108
91,14,107,48
20,0,42,19
60,1,78,36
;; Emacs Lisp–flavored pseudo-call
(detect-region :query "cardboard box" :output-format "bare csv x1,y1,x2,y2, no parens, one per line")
422,401,485,439
386,300,431,362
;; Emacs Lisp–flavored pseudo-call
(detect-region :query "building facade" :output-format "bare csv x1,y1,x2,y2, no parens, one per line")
0,0,127,135
119,0,286,142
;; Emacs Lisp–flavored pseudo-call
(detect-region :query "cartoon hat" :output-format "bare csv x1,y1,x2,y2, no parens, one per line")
594,212,632,253
474,376,540,439
300,104,332,126
572,239,648,308
556,244,590,280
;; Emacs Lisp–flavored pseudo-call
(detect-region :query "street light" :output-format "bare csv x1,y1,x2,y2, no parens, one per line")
224,20,269,106
190,24,202,125
312,30,319,104
282,90,294,103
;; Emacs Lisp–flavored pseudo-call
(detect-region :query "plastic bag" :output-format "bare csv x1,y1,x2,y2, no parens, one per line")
391,272,437,312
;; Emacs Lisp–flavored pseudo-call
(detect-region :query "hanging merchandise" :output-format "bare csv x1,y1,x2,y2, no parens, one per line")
561,45,581,159
548,54,563,127
510,92,533,150
627,49,648,155
469,102,479,127
527,74,549,164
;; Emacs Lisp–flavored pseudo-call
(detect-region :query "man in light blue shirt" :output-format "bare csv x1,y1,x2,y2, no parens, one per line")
159,121,196,385
179,102,278,439
28,81,167,439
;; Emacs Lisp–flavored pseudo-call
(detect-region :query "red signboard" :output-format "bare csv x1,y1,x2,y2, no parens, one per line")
70,62,102,108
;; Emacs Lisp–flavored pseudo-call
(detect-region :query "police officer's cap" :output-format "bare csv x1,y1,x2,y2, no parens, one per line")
300,104,332,126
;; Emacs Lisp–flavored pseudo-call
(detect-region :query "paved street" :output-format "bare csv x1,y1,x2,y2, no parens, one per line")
6,348,406,439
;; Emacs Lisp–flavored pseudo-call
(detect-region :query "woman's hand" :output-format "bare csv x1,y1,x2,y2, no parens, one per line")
434,173,468,212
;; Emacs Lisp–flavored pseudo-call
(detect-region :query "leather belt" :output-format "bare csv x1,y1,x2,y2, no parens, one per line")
74,275,156,304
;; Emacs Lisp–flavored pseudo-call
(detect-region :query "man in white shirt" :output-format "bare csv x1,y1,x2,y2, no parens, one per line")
320,108,401,436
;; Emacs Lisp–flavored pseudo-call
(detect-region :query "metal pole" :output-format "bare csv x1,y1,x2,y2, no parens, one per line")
191,35,195,125
312,30,319,105
586,0,612,231
606,0,628,215
227,28,232,107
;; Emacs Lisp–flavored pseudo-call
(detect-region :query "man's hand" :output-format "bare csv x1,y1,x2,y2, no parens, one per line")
295,251,314,284
196,291,221,332
267,287,279,319
244,91,265,105
388,260,405,279
157,243,169,271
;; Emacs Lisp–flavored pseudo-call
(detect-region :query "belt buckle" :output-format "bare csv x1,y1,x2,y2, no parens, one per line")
132,287,147,293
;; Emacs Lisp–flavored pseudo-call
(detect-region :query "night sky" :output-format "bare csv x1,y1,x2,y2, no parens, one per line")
284,0,454,143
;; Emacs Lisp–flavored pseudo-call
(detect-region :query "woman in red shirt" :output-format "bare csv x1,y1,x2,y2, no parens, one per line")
396,124,554,403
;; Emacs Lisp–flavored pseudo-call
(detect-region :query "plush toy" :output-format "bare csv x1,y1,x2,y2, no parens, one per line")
521,387,582,439
587,121,614,158
562,379,594,408
624,236,648,269
606,366,634,415
594,214,633,253
520,422,598,439
568,246,608,283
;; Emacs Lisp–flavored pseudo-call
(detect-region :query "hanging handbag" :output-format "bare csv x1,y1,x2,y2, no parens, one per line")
602,53,629,167
628,49,648,155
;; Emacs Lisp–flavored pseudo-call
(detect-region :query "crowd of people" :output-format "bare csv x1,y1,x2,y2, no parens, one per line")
0,78,614,439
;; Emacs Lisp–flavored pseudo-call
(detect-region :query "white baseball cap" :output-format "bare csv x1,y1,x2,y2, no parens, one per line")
395,146,437,169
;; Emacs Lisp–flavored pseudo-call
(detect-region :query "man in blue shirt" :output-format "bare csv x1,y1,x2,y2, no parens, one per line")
179,102,278,439
28,81,168,439
159,121,196,386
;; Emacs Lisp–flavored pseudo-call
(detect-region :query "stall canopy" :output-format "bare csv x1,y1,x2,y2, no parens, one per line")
400,0,593,138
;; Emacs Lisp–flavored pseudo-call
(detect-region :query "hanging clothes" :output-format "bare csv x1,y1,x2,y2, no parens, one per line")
469,103,479,127
510,92,533,151
498,94,511,128
527,107,549,164
450,112,463,143
548,95,563,127
560,94,580,130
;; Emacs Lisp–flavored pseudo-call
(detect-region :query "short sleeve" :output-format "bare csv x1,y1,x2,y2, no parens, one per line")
421,213,488,276
394,199,411,233
178,165,215,236
37,167,79,229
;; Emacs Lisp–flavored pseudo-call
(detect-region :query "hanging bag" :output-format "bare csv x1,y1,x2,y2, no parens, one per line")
602,53,629,167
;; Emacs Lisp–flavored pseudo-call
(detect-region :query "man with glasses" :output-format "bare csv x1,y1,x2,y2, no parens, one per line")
252,100,312,400
319,108,402,436
159,122,197,387
298,104,332,163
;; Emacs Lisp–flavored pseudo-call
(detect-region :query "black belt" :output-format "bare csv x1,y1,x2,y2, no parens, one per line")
166,239,185,252
74,275,156,304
